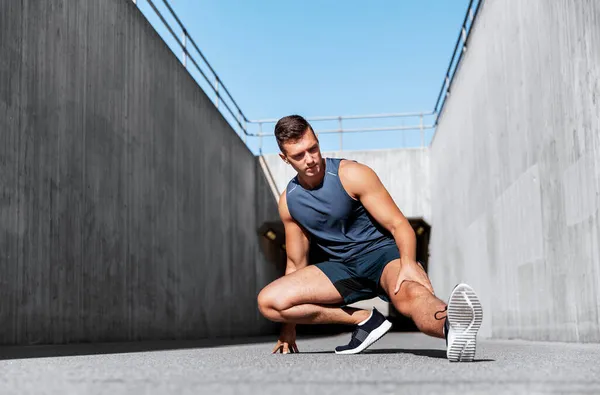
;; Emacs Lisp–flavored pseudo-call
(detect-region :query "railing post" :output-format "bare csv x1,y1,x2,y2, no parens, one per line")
238,112,246,143
182,30,187,67
420,114,424,147
338,117,343,152
242,116,247,143
215,77,219,109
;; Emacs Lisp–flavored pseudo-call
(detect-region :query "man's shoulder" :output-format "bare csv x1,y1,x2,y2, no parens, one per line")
338,159,371,178
338,160,378,194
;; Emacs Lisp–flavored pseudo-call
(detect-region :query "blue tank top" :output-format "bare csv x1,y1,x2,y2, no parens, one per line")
285,157,395,262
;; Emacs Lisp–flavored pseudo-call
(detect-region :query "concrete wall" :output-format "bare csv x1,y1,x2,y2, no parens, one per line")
0,0,280,345
430,0,600,342
263,148,431,222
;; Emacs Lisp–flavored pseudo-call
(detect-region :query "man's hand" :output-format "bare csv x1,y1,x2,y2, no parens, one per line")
394,259,435,295
272,323,299,354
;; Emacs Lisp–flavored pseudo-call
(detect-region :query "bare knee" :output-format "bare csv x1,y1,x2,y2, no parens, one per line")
393,280,431,316
257,286,290,322
257,287,277,320
399,280,430,300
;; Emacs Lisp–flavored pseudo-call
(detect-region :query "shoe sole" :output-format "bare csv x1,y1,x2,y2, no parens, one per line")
334,319,392,355
447,283,483,362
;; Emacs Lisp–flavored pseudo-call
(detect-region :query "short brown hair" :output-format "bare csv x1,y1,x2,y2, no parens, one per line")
274,115,314,152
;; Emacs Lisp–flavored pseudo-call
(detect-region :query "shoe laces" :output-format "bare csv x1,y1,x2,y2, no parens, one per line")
434,306,447,321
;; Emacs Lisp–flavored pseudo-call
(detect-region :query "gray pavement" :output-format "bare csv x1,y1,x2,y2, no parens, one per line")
1,332,599,394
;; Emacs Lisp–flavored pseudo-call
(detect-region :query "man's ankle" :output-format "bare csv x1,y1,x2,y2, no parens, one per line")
355,309,373,326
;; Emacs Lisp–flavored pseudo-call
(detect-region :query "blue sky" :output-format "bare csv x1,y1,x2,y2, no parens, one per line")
136,0,470,154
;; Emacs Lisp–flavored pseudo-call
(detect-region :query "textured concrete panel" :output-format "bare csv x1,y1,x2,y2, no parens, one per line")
563,152,598,226
430,0,600,341
461,214,492,339
0,0,279,344
493,164,544,268
491,165,544,338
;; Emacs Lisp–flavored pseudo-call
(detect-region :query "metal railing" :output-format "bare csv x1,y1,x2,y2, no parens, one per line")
432,0,483,123
248,112,436,153
135,0,254,138
245,0,484,152
134,0,483,152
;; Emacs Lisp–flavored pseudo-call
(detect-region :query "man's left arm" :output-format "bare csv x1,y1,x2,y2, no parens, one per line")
339,160,434,294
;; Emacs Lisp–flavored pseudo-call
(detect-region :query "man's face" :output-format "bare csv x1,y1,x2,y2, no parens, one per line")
280,128,323,177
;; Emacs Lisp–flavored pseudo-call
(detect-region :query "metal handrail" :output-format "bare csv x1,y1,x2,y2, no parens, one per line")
157,0,249,123
136,0,484,149
141,0,255,136
310,125,434,134
432,0,483,123
250,111,434,124
247,112,436,152
247,0,485,148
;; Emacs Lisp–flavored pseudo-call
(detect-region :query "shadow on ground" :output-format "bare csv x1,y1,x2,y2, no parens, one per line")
303,348,495,362
0,322,361,361
0,336,283,361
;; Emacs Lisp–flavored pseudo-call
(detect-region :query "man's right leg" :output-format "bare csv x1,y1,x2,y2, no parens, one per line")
257,265,371,326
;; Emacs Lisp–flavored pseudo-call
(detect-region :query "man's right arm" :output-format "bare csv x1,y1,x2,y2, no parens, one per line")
278,192,310,276
270,191,309,354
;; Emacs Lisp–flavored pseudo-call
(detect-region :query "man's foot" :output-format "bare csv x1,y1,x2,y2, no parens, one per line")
334,308,392,355
444,283,483,362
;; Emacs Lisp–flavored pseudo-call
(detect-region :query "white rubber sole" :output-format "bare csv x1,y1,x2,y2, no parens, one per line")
446,283,483,362
335,319,392,355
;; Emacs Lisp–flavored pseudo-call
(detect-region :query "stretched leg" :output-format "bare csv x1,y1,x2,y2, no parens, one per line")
379,259,447,338
257,265,371,326
380,259,483,362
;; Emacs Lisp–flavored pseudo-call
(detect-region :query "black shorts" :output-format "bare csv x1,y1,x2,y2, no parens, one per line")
315,244,400,306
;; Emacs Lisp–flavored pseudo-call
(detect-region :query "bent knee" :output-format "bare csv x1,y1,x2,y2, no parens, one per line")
257,286,291,321
392,280,431,316
398,280,430,300
257,287,274,316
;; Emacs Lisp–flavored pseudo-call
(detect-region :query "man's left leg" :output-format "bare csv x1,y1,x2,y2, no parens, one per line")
380,259,483,362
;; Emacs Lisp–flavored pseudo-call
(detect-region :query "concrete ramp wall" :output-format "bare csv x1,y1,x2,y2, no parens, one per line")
430,0,600,341
0,0,281,345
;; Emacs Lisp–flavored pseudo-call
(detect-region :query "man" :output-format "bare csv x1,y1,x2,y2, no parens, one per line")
257,115,482,361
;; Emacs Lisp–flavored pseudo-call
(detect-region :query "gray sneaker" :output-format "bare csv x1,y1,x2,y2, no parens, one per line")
444,283,483,362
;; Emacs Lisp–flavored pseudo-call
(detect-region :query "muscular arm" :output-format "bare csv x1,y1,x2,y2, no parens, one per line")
278,192,310,275
338,160,417,263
